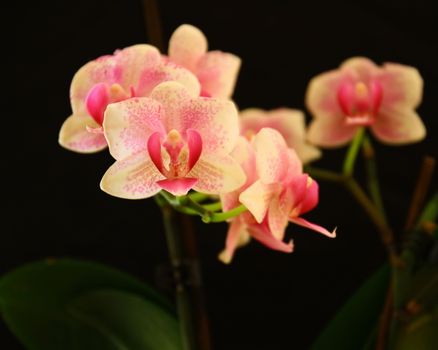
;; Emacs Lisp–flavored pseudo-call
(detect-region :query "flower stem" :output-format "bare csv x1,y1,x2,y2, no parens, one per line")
160,205,196,350
362,135,387,222
203,204,247,223
343,127,365,176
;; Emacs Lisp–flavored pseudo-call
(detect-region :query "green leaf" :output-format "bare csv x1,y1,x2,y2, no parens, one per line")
0,259,180,350
311,264,390,350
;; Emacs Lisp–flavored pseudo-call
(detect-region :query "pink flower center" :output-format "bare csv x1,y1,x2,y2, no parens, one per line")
85,83,134,125
337,80,383,126
147,129,203,179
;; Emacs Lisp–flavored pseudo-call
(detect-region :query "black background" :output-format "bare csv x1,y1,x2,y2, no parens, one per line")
7,0,438,349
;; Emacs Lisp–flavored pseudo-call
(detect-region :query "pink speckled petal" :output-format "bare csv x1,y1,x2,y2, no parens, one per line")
157,178,198,196
147,132,163,173
136,59,201,97
240,108,321,164
189,154,246,195
254,128,290,184
187,129,203,170
59,115,107,153
249,222,294,253
103,97,166,160
307,118,358,147
378,63,423,110
151,82,239,154
268,195,291,240
219,137,257,212
196,51,241,98
168,24,208,71
371,108,426,144
70,44,161,115
100,152,164,199
218,217,251,264
239,180,277,223
289,217,337,238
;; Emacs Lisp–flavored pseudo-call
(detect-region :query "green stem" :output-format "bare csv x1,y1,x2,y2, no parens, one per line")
203,202,222,212
204,204,247,223
305,166,345,183
362,134,387,223
188,192,210,203
343,127,365,176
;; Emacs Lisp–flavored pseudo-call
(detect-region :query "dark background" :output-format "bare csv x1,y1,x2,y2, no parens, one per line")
7,0,438,349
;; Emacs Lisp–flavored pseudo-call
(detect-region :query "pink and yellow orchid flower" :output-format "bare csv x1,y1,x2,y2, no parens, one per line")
219,129,336,263
59,44,200,153
239,108,321,163
168,24,241,99
306,57,425,147
100,81,246,199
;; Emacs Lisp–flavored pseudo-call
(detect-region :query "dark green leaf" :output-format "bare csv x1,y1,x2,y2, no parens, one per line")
0,259,180,350
311,264,390,350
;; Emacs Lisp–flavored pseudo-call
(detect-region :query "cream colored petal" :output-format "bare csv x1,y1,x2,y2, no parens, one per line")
189,154,246,195
58,115,107,153
371,108,426,145
100,152,164,200
307,118,358,148
168,24,208,71
378,63,423,110
239,180,276,223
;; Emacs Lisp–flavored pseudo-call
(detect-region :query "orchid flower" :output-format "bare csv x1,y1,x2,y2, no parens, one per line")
100,81,246,199
168,24,241,99
59,44,200,153
306,57,425,147
219,130,335,263
239,108,321,163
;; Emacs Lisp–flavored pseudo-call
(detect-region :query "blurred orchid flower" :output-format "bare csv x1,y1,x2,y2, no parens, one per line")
168,24,241,99
219,130,336,263
100,81,245,199
59,44,200,153
239,108,321,163
306,57,425,147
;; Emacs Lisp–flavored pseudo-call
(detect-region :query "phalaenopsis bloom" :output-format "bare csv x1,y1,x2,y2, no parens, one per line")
219,128,336,263
306,57,425,146
239,108,321,163
100,82,246,198
59,44,199,153
168,24,241,98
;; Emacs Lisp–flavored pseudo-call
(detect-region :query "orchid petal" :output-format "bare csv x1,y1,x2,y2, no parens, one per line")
299,177,319,215
378,63,423,110
239,180,276,223
289,217,337,238
371,108,426,144
100,152,164,199
150,82,239,154
147,132,163,173
248,223,293,253
196,51,241,98
307,118,358,147
253,128,290,184
240,108,321,163
168,24,208,71
340,57,379,81
218,217,251,264
157,178,198,196
59,115,107,153
103,97,166,160
187,129,203,170
268,195,291,240
189,154,246,195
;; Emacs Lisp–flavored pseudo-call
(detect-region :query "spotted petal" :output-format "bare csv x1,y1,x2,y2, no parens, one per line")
103,97,166,160
100,152,164,199
59,115,107,153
